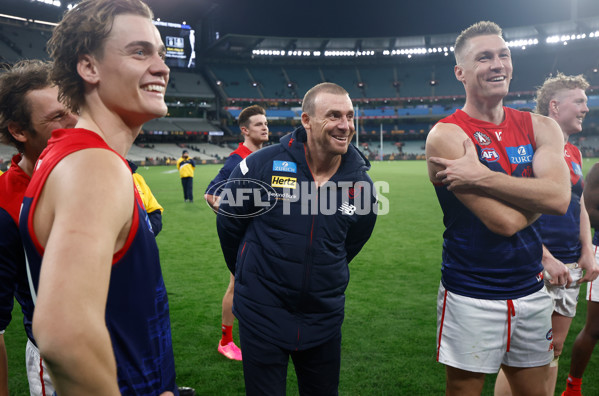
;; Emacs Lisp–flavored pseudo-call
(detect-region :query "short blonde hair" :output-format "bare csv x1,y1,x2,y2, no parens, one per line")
302,82,349,116
454,21,503,64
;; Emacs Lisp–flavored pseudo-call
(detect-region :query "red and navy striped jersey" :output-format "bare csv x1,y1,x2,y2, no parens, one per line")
0,154,35,342
537,142,584,263
19,128,177,395
433,108,544,299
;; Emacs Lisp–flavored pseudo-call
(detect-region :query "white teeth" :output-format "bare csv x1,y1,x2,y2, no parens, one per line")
142,84,164,93
491,77,504,82
333,136,347,141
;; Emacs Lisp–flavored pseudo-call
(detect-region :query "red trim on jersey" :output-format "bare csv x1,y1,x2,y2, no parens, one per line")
0,154,30,225
24,128,141,265
230,142,253,159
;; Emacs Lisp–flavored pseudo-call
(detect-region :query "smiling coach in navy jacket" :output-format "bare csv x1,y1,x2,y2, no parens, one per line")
217,82,377,396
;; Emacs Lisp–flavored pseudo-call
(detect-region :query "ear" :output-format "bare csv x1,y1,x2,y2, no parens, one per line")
301,112,310,130
549,99,559,115
76,54,100,85
240,126,249,136
454,64,465,83
7,121,28,143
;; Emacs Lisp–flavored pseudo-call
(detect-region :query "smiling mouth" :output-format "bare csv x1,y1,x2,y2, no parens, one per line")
141,84,165,94
332,136,348,142
488,76,506,82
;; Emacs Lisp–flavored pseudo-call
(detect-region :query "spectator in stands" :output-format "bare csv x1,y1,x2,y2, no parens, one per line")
0,59,77,396
205,104,269,361
19,0,178,394
494,73,599,396
177,149,195,202
217,82,377,395
426,21,570,396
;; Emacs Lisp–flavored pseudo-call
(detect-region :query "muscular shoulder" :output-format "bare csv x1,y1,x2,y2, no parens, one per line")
530,113,563,146
47,149,133,218
426,122,469,160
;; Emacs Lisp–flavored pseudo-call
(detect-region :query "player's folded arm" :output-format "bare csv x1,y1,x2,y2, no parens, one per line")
426,123,538,237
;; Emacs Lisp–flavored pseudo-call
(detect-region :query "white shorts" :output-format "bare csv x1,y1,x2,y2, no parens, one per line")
587,245,599,302
26,339,54,396
436,282,554,373
544,263,582,318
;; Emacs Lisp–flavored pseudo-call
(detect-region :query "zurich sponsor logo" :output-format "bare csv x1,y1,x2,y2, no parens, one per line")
480,148,499,162
572,162,583,176
506,144,533,165
273,160,297,173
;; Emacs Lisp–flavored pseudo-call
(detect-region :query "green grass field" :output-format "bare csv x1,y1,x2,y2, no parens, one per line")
5,160,599,395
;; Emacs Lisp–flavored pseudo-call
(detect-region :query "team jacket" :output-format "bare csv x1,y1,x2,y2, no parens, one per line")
176,156,195,178
0,154,35,343
434,108,544,300
205,142,253,196
217,126,377,350
537,142,584,263
128,160,164,236
19,128,178,396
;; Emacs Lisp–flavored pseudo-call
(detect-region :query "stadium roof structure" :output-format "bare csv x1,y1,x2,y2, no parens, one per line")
2,0,599,62
202,16,599,62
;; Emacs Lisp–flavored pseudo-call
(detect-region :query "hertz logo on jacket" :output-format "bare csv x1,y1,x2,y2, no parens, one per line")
271,175,297,189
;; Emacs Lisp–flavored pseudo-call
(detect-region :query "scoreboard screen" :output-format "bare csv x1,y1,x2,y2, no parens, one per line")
153,20,196,69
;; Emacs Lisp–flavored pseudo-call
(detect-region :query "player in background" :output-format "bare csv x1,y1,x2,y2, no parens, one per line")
205,104,269,361
494,73,599,395
18,0,178,394
426,21,570,396
562,161,599,395
128,160,164,236
177,149,195,202
0,60,77,396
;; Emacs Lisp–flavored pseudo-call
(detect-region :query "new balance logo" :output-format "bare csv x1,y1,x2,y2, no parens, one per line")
338,202,356,215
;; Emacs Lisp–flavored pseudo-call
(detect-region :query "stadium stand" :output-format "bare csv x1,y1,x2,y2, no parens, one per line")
1,13,599,167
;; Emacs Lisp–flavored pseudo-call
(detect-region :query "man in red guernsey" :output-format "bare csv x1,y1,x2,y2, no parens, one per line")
495,73,599,395
426,21,570,396
205,104,269,361
0,59,77,396
19,0,178,394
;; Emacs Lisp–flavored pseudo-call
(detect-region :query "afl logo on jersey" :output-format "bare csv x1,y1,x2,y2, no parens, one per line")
480,148,499,162
473,131,492,146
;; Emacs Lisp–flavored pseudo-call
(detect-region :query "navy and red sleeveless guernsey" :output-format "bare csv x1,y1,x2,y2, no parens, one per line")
205,142,253,196
0,154,35,343
19,129,178,395
434,108,544,300
537,142,584,263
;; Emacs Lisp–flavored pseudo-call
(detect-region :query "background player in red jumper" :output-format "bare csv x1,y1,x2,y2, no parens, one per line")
205,104,269,361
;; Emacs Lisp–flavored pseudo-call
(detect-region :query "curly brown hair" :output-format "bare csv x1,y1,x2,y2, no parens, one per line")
47,0,153,113
535,73,589,116
0,60,52,152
